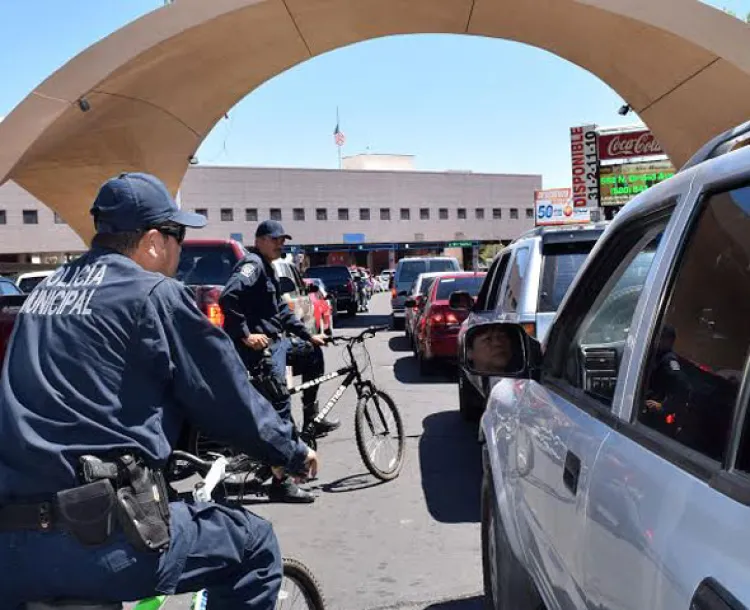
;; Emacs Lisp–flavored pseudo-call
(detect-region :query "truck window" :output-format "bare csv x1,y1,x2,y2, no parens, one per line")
483,252,511,311
538,241,595,313
435,275,485,300
639,186,750,464
501,246,531,313
177,245,237,286
427,259,458,273
398,261,428,286
557,227,664,408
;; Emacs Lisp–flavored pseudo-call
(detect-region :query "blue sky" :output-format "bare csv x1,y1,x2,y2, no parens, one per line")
1,0,749,188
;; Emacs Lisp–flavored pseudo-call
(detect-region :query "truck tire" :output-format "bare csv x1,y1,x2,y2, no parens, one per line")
459,372,485,422
482,454,544,610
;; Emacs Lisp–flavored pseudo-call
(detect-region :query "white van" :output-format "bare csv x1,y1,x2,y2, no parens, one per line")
390,257,460,329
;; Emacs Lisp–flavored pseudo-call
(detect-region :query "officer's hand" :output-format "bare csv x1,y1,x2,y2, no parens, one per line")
243,334,270,350
303,447,319,480
310,334,327,347
646,399,663,411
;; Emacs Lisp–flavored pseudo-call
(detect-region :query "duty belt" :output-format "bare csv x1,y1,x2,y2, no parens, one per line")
0,499,57,531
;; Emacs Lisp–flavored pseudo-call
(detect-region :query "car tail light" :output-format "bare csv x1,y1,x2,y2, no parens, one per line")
197,287,225,327
522,322,536,338
428,308,459,328
206,303,225,327
391,288,397,299
347,280,355,293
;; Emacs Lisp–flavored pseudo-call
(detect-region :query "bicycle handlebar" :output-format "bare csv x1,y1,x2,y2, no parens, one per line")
170,450,229,501
170,450,214,477
326,324,390,345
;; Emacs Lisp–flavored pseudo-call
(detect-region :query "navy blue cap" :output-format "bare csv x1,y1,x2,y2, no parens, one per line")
256,219,292,240
90,172,207,233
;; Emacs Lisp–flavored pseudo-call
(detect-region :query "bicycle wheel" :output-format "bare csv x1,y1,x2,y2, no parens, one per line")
278,557,326,610
355,389,405,481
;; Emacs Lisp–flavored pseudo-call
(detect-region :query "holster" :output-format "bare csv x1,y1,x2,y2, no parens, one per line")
251,359,289,404
79,453,171,553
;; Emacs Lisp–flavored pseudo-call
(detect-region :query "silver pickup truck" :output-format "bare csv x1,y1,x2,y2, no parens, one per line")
464,121,750,610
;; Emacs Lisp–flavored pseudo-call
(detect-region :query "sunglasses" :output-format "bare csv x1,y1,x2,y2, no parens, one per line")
151,224,186,245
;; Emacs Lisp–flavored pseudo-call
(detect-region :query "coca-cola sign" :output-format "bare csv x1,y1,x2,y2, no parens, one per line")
598,129,664,161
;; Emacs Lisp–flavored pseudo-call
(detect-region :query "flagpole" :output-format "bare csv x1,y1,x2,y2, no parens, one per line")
337,107,342,170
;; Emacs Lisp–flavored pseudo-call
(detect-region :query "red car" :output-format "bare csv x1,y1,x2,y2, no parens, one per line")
411,272,487,374
304,278,334,335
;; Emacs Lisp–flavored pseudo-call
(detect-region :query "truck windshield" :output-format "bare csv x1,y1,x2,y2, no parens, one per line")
538,242,595,313
177,245,239,286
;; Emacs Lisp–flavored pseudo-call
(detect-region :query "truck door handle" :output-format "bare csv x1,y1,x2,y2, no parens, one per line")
691,578,746,610
563,450,581,495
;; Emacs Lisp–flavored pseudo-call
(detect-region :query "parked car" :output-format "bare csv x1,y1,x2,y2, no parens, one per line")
0,277,23,370
410,271,486,374
305,277,338,317
403,271,452,348
464,121,750,610
304,278,333,335
391,256,461,329
455,222,606,420
15,270,55,294
304,265,358,316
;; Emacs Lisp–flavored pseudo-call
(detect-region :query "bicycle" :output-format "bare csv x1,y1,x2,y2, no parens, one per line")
25,449,326,610
192,325,405,482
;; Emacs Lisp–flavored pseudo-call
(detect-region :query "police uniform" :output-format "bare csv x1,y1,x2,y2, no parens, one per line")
0,173,307,608
219,224,334,431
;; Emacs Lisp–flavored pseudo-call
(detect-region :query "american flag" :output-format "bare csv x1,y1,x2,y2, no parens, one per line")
334,122,345,147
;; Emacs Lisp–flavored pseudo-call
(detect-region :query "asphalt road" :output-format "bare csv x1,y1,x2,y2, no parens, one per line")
140,293,485,610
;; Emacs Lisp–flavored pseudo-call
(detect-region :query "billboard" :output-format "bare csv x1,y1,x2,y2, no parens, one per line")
599,160,675,207
570,125,600,208
598,129,664,161
535,188,593,226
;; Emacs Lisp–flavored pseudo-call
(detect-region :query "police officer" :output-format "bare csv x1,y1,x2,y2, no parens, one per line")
219,220,340,504
642,324,691,436
0,173,318,608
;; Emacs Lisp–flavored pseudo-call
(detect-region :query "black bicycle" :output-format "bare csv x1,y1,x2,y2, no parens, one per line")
191,325,405,483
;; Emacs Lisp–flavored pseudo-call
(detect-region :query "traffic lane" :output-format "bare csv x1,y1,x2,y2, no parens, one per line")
247,294,483,609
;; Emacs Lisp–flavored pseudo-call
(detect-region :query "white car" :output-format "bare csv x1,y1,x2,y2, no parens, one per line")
16,270,54,294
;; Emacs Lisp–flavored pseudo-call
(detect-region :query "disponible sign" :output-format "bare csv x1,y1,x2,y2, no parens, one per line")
599,161,675,206
598,129,664,161
570,125,599,208
535,188,592,226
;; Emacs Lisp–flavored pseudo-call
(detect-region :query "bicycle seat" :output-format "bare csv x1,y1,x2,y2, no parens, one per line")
25,602,122,610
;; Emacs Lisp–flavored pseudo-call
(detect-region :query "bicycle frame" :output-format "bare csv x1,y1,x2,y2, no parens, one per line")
288,342,371,425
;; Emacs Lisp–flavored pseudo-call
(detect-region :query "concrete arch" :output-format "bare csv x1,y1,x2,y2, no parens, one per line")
2,0,750,242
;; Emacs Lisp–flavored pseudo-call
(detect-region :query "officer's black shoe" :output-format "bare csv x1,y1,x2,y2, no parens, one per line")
304,402,342,437
268,476,315,504
312,417,341,436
